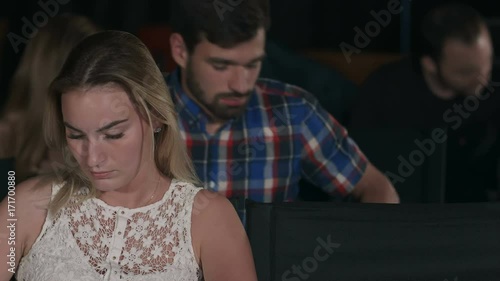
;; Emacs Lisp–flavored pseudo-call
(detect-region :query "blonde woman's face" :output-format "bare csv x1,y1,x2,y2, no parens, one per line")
61,84,157,192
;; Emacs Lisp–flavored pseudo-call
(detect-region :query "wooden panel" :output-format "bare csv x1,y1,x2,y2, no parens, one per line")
302,50,402,85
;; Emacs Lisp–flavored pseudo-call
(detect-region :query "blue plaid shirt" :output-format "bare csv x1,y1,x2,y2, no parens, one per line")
166,69,368,220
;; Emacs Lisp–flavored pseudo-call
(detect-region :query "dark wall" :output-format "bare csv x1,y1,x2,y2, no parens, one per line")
1,0,500,109
268,0,403,51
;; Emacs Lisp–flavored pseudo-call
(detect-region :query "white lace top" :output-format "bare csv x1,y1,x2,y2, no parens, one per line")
16,179,203,281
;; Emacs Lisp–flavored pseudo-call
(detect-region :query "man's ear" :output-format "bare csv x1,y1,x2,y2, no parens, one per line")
170,33,188,69
420,55,438,74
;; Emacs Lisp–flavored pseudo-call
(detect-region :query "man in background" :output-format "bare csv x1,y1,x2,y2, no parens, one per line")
350,2,500,202
165,0,399,221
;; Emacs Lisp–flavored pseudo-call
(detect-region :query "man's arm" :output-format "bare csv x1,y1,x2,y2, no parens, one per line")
297,87,400,203
350,162,399,203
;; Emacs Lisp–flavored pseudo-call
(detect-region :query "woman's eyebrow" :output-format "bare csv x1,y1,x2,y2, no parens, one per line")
63,119,128,133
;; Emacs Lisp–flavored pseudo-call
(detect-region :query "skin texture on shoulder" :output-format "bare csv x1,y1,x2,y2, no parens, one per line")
191,189,257,281
0,176,53,280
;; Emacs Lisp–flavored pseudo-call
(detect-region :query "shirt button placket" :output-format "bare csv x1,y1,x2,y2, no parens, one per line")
108,208,128,280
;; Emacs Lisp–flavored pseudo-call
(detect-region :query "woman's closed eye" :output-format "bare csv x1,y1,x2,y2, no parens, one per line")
67,134,84,140
66,133,124,140
105,133,124,139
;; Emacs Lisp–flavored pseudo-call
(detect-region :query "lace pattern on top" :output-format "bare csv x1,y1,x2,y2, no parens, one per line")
16,179,203,281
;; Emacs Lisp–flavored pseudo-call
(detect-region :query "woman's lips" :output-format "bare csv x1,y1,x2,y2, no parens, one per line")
90,171,113,179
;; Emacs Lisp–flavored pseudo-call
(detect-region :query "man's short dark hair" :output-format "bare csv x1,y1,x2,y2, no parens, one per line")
169,0,271,53
418,2,486,62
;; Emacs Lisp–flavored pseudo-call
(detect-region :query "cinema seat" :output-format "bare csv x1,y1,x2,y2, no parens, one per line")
347,127,447,203
246,200,500,281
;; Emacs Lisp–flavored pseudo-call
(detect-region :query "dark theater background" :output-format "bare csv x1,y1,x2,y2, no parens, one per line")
2,0,500,107
1,1,500,280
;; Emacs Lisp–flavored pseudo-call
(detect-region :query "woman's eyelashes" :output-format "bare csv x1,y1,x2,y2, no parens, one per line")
67,133,83,139
105,133,124,139
66,132,124,140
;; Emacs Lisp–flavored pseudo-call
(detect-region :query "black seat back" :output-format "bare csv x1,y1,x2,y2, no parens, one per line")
246,200,500,281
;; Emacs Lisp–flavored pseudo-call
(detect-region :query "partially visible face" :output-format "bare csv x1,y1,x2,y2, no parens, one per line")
61,83,156,192
182,28,266,120
437,25,494,96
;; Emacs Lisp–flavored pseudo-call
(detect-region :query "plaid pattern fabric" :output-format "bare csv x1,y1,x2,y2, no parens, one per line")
166,69,368,220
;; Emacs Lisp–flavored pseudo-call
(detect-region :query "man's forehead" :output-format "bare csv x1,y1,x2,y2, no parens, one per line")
443,25,492,52
441,35,492,66
194,29,266,56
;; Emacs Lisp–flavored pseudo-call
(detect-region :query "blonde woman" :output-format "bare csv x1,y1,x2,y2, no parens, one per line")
0,14,99,182
0,30,257,281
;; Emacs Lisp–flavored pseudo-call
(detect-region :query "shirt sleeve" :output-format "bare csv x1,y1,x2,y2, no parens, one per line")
300,96,368,197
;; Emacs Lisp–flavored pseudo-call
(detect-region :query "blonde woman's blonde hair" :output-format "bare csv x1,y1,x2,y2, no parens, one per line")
2,14,99,181
44,30,200,214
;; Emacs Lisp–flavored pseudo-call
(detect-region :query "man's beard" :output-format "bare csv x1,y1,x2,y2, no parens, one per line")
185,62,252,121
435,65,475,97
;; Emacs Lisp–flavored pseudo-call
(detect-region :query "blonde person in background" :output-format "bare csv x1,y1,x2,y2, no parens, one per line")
0,30,257,281
0,14,99,183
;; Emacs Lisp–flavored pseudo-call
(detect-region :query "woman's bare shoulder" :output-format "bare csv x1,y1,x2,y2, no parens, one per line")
1,176,54,258
190,189,244,239
10,176,54,207
190,189,257,281
3,176,54,234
